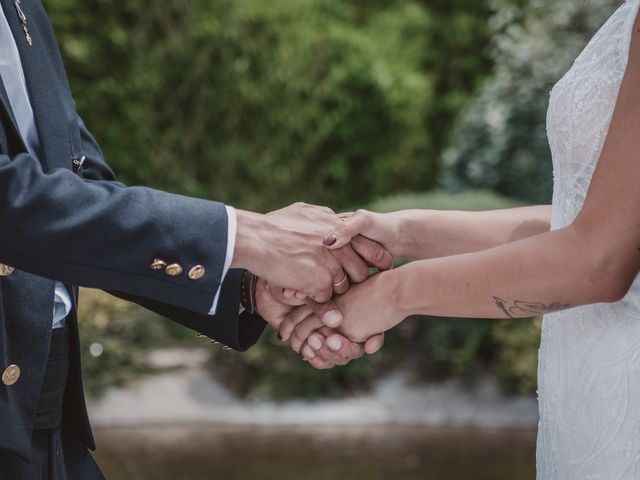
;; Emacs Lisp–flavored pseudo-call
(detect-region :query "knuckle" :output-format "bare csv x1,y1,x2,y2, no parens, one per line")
353,264,369,283
370,243,386,262
322,206,335,215
324,260,341,279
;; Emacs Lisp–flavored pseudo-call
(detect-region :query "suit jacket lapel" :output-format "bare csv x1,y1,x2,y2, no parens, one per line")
0,1,24,142
0,0,70,170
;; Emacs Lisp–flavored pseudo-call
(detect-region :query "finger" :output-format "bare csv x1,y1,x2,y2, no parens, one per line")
331,245,370,284
308,343,347,367
310,287,333,304
309,258,341,303
351,236,393,271
307,355,333,370
295,291,308,300
323,210,373,249
331,271,350,296
305,331,358,367
290,315,324,353
301,344,317,361
307,299,343,328
321,331,365,363
278,305,314,342
364,333,385,355
267,284,307,307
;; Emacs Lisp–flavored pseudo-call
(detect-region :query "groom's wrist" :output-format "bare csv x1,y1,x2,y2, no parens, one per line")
231,210,269,272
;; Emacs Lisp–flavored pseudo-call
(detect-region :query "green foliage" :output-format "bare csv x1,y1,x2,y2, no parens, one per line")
444,0,619,204
210,330,380,401
367,189,523,213
47,0,494,211
491,318,541,394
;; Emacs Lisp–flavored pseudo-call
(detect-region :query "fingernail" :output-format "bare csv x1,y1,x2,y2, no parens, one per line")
303,345,316,359
322,310,342,327
277,333,283,342
308,335,323,350
327,336,342,351
323,234,338,246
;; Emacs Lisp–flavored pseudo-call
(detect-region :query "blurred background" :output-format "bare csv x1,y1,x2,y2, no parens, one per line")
48,0,618,478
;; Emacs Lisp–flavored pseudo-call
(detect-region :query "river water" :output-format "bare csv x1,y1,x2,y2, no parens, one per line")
94,425,536,479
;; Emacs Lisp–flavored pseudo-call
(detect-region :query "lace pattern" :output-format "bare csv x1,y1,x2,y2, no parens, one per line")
538,1,640,478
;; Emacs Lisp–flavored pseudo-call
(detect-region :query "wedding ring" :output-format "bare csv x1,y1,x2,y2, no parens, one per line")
332,274,348,289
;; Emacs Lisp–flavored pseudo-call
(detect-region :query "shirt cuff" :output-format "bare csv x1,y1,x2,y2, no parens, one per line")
209,206,237,315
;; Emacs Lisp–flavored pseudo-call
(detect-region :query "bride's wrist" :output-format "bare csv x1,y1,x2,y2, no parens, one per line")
379,268,412,324
382,211,418,259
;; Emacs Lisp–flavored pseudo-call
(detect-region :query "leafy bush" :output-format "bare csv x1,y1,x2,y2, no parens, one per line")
47,0,494,211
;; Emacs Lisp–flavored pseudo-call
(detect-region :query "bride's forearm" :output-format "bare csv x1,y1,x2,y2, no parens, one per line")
390,205,551,259
383,224,628,321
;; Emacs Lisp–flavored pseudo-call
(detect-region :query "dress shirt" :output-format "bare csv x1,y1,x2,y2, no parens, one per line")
0,7,234,326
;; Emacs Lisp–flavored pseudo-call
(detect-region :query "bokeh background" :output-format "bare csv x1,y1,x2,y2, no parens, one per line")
47,0,618,478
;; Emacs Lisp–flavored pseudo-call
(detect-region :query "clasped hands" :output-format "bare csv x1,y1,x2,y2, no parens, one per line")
231,203,397,369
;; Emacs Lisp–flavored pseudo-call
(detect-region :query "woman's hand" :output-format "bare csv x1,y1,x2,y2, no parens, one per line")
255,278,370,369
324,210,406,259
282,271,404,356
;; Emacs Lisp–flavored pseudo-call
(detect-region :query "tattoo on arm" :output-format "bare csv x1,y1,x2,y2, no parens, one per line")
493,297,571,318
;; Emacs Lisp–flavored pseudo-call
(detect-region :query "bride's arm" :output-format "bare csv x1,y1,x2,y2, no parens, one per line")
340,205,551,260
282,14,640,348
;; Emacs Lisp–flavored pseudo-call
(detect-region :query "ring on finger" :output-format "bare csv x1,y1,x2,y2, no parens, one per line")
332,274,348,289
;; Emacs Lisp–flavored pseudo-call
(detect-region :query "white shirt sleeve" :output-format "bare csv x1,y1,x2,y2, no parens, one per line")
208,206,237,315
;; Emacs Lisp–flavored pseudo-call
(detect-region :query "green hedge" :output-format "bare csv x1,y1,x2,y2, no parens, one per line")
47,0,493,211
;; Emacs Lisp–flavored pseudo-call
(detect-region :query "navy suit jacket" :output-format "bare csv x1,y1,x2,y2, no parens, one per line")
0,0,266,475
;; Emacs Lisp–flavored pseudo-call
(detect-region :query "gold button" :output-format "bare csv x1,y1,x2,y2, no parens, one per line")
150,259,167,271
223,346,232,352
188,265,206,280
165,263,183,277
2,365,20,386
0,264,15,277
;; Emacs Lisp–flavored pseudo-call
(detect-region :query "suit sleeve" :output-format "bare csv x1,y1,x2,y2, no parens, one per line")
72,114,267,350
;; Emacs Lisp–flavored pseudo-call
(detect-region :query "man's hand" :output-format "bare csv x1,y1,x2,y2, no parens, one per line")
254,278,382,369
231,203,392,303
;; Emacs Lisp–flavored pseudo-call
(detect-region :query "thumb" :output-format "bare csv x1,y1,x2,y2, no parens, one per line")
364,333,385,355
323,210,373,250
308,299,343,328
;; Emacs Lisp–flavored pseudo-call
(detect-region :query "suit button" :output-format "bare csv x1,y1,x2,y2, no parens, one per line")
2,365,20,386
150,259,167,271
0,264,14,277
188,265,206,280
165,263,183,277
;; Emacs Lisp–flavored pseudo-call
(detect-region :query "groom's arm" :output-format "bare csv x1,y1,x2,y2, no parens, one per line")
72,114,266,349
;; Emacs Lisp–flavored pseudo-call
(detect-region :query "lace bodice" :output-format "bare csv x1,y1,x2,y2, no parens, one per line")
538,1,640,478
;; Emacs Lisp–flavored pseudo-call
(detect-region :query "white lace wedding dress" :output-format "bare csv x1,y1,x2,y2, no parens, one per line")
538,1,640,478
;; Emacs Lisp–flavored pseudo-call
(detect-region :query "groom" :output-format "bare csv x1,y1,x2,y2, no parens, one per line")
0,1,388,479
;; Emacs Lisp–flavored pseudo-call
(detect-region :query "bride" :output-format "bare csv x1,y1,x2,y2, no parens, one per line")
279,1,640,478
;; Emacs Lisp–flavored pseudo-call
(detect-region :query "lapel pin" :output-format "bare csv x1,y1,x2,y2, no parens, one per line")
13,0,33,46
